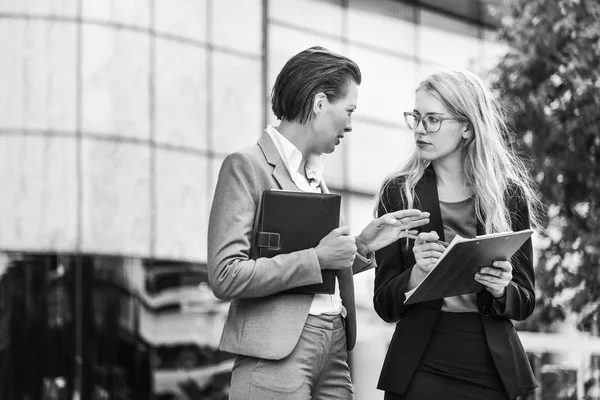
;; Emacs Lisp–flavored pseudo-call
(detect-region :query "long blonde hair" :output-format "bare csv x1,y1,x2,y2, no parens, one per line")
376,69,542,233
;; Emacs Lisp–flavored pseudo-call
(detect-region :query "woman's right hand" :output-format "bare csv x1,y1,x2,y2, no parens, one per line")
315,226,357,270
412,231,446,274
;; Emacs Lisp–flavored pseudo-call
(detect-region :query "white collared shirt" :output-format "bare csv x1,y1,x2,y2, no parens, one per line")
265,125,344,317
265,125,324,192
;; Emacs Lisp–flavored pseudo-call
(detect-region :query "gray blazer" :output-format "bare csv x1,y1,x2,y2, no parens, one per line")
207,131,372,360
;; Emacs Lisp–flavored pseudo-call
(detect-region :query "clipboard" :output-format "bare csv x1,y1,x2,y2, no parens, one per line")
254,189,339,294
404,229,534,305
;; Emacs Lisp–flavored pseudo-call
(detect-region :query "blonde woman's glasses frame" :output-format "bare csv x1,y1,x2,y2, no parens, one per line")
403,112,467,134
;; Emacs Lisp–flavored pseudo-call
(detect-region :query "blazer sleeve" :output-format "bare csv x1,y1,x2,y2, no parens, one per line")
352,253,376,275
373,179,417,323
207,152,323,300
491,185,536,321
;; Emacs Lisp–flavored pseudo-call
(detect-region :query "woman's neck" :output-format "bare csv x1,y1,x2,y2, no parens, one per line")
433,160,472,202
277,119,312,160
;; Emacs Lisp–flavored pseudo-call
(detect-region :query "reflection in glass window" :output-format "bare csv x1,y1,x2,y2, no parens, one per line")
0,252,233,400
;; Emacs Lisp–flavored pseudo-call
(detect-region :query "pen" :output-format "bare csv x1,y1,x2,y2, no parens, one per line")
435,240,450,248
406,234,449,248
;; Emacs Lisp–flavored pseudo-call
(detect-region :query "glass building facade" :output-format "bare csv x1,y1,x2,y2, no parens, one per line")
0,253,231,399
0,0,508,398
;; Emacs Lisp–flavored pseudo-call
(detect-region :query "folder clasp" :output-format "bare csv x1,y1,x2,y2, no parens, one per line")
255,231,281,249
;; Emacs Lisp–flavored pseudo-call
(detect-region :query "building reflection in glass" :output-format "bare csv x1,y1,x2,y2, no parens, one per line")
0,252,233,400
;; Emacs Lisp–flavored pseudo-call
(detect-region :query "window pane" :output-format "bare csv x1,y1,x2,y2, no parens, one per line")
348,0,416,57
419,10,482,69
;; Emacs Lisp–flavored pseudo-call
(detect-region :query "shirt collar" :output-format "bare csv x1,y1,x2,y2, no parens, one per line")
265,125,324,186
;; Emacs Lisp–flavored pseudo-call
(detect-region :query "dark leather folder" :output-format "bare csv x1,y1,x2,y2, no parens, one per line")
404,229,534,305
254,189,340,294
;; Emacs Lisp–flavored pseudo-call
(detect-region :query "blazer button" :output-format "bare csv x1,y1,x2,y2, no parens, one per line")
481,305,491,316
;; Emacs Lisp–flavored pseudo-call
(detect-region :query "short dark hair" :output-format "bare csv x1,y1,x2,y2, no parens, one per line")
271,46,362,125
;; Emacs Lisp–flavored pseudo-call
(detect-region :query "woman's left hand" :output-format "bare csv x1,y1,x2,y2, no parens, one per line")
356,209,430,255
474,261,512,298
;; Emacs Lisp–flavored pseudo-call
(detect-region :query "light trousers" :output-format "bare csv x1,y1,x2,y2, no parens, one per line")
229,313,353,400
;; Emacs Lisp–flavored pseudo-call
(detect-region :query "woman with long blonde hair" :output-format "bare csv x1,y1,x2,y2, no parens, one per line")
373,69,542,400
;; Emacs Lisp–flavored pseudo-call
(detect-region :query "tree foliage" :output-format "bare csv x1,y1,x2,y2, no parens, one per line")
492,0,600,329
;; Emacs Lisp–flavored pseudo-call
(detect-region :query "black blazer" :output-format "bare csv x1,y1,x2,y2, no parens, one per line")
374,166,538,399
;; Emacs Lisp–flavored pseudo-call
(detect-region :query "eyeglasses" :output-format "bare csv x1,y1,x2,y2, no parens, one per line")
403,112,467,134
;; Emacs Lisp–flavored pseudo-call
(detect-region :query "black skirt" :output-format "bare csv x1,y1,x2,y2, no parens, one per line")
385,312,511,400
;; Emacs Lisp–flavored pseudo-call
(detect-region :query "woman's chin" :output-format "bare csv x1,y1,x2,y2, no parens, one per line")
416,150,437,162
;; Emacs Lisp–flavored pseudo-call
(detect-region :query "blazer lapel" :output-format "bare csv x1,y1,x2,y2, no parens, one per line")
257,132,298,191
412,166,446,310
414,165,446,241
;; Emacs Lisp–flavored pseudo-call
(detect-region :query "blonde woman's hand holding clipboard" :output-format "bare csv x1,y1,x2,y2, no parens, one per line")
475,261,513,299
404,229,533,305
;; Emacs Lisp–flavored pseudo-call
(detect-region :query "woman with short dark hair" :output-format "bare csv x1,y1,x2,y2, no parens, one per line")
208,46,429,400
